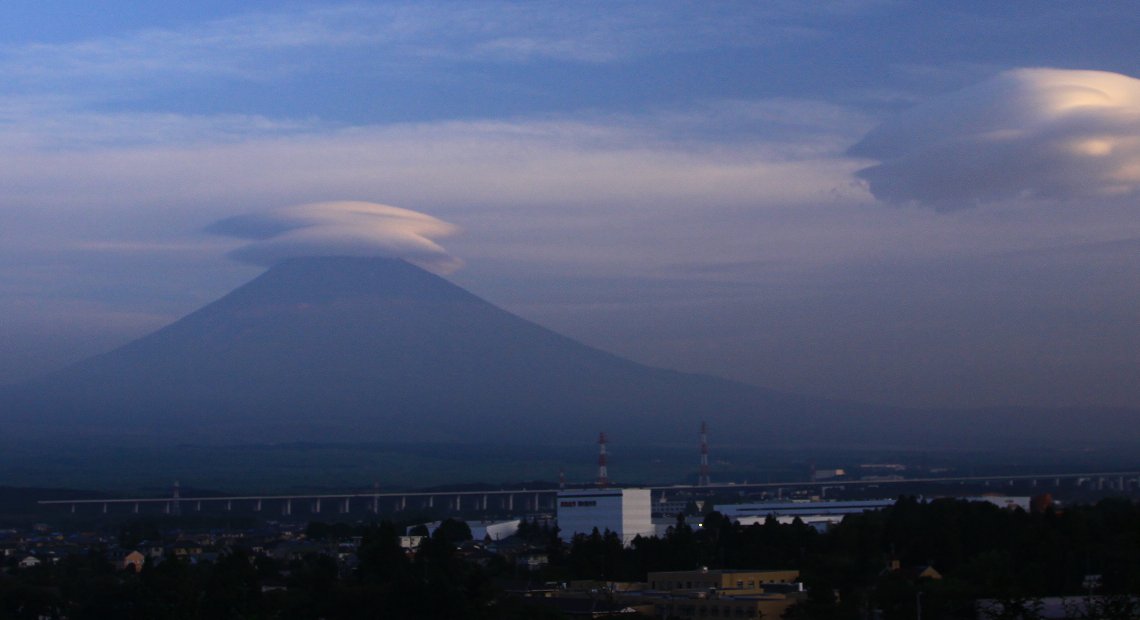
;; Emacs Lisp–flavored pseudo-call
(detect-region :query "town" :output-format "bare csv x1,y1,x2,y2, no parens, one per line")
4,459,1140,619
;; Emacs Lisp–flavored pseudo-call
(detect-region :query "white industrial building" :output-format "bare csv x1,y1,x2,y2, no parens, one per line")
717,499,896,530
413,519,520,541
556,488,654,545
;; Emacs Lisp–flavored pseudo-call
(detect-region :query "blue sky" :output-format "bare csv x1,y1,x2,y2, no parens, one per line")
2,1,1138,411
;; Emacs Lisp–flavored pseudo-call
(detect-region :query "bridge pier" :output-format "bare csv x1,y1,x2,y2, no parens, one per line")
35,472,1140,518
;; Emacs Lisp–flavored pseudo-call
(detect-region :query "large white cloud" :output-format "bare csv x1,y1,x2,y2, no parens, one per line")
207,201,461,273
850,68,1140,209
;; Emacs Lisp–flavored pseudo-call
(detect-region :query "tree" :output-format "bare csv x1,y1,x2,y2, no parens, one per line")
978,596,1046,620
782,576,841,620
433,518,473,545
1064,594,1140,620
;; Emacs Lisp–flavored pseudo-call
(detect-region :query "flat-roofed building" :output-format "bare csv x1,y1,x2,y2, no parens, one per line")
557,488,653,545
504,567,808,619
717,499,895,529
639,568,806,619
647,568,800,594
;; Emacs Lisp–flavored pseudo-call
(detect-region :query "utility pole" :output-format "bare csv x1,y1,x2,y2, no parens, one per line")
698,421,710,487
597,432,609,487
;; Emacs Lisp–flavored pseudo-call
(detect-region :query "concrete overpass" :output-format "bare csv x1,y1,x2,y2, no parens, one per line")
38,470,1140,517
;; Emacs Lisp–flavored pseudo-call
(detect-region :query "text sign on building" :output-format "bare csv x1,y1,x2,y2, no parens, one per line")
559,500,597,507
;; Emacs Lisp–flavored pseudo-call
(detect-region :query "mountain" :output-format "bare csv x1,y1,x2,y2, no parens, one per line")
1,257,862,445
2,256,1132,448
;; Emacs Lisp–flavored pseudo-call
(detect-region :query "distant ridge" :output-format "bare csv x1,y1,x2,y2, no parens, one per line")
3,257,1135,448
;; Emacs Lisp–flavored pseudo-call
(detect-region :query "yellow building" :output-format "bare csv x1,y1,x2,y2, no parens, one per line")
636,569,806,619
647,569,799,594
508,569,807,619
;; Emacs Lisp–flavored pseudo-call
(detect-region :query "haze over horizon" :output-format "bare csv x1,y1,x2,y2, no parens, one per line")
2,2,1138,414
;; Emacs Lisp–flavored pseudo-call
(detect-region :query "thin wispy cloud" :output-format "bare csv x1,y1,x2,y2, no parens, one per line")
0,99,868,215
0,2,825,97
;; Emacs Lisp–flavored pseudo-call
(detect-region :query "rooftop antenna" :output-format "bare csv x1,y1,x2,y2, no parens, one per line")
559,468,566,490
699,422,711,487
597,432,609,487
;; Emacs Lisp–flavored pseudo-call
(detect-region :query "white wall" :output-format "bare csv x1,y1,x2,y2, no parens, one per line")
557,488,653,545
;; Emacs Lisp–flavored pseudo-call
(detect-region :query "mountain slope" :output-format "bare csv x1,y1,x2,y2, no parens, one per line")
4,258,852,444
4,257,1130,448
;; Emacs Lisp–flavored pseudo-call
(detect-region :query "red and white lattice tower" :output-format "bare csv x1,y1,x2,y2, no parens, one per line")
597,432,609,487
698,422,711,487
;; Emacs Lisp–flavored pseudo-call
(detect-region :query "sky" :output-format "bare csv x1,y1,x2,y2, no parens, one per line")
1,1,1138,411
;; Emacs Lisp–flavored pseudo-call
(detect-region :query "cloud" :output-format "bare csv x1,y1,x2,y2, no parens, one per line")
0,102,871,329
0,2,827,98
0,106,867,224
207,202,461,273
850,68,1140,209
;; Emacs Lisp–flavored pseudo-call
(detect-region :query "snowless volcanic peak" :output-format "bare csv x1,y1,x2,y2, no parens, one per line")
8,256,1131,449
6,256,857,446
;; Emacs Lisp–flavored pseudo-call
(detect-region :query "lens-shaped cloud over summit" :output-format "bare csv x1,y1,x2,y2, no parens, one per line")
850,68,1140,210
207,201,461,272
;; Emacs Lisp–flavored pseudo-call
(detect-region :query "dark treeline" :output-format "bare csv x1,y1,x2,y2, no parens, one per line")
4,497,1140,619
0,519,559,620
815,496,1140,618
807,496,1140,619
543,496,1140,619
